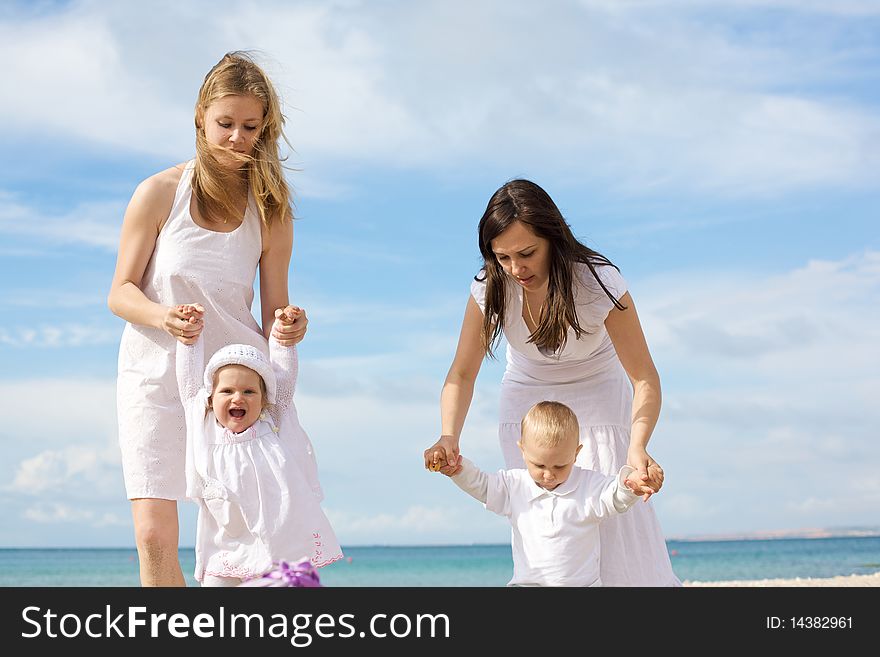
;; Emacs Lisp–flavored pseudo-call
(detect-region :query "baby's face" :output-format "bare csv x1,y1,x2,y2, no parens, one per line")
211,365,263,433
519,432,579,491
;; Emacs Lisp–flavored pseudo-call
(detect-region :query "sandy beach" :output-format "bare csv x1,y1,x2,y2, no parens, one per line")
685,571,880,587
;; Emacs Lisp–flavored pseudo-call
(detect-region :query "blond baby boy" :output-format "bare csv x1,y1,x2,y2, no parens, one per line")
433,400,655,586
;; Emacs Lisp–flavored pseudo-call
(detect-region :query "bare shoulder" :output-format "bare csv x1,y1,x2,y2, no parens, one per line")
134,163,187,203
126,163,188,228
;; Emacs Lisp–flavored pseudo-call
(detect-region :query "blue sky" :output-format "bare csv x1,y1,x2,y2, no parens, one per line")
0,0,877,548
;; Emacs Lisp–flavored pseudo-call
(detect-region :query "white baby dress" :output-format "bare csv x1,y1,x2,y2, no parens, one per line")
176,335,342,582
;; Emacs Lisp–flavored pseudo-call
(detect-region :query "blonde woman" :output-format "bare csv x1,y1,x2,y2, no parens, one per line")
108,52,304,586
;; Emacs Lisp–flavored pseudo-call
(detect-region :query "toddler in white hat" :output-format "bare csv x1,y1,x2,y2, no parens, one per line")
175,304,343,587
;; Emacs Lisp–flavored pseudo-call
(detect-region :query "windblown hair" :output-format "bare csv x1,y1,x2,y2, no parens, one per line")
193,51,292,227
476,179,624,357
521,401,579,448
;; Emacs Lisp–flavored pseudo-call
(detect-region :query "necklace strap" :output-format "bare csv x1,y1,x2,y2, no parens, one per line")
524,290,538,327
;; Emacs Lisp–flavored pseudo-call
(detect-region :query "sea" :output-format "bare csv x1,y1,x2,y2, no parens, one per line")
1,536,879,586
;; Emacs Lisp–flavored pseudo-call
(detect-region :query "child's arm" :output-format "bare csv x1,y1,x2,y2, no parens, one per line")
174,304,205,404
268,306,301,413
589,466,649,519
452,458,516,518
450,457,490,503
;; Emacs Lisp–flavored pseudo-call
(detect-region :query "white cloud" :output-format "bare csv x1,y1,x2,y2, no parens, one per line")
595,0,880,16
0,191,123,251
329,505,448,534
0,378,118,450
1,290,106,308
8,445,120,496
638,250,880,535
328,504,509,545
0,7,190,156
660,493,720,524
2,1,877,197
0,324,121,348
642,251,880,379
23,502,127,527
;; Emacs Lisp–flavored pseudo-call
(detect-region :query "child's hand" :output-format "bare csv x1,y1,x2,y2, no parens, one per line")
179,303,205,322
271,305,308,346
623,476,656,502
423,437,463,476
166,303,204,345
424,436,464,477
626,446,664,493
426,450,448,473
275,305,300,325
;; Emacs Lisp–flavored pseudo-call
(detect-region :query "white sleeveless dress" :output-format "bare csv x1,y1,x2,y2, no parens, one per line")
471,263,681,586
117,160,267,500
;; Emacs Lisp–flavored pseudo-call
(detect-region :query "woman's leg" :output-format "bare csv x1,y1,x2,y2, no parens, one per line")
131,498,185,587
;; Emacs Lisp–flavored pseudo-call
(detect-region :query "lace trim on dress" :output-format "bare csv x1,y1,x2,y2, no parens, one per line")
205,554,261,579
216,424,259,444
313,553,345,568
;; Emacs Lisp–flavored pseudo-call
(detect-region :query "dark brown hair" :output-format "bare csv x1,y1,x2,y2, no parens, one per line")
477,179,624,357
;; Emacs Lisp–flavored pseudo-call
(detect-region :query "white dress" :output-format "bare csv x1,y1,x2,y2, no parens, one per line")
176,336,343,581
116,160,267,500
471,263,681,586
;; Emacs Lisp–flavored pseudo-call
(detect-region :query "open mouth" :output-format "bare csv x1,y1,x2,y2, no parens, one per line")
229,408,246,418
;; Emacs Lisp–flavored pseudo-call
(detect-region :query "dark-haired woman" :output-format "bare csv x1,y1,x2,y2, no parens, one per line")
424,180,679,586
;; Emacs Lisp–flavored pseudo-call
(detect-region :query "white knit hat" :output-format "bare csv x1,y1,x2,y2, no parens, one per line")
204,344,276,404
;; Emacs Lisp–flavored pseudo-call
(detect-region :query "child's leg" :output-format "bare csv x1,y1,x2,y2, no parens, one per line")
201,575,242,587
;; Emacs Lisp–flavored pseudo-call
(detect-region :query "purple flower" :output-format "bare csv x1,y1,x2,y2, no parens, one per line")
238,558,322,587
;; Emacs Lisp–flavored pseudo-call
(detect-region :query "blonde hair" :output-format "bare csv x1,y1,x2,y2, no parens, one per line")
521,401,579,448
193,51,292,227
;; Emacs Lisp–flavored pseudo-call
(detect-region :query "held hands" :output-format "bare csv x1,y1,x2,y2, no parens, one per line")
165,303,204,345
626,446,664,502
271,305,308,346
622,474,657,502
424,435,462,477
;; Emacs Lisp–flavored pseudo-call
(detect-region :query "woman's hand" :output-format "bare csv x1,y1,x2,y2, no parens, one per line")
626,445,664,498
271,305,307,346
424,435,462,476
623,474,656,502
163,304,204,345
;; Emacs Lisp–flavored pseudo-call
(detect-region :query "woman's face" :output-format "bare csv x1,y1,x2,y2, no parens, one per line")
202,94,264,167
489,221,551,290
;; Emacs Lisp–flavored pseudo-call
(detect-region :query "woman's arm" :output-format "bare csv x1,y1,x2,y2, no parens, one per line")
258,218,295,341
604,291,665,492
424,296,486,476
107,166,203,343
